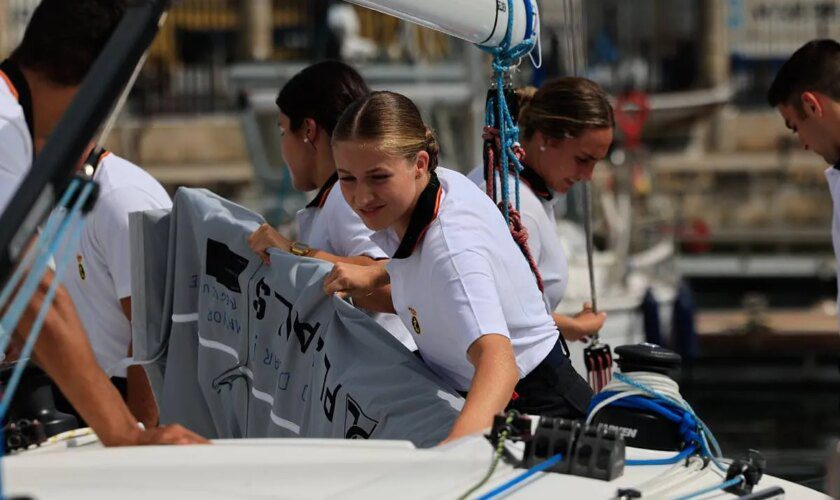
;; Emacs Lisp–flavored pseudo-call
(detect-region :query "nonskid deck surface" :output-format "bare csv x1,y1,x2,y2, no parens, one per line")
5,435,828,499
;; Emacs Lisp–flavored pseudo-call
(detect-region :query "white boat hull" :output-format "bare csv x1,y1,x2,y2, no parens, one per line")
5,435,827,499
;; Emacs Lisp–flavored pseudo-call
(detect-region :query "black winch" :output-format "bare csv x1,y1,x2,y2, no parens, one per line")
589,343,685,451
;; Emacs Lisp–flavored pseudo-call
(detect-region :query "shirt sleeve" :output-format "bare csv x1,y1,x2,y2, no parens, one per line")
436,249,510,355
327,190,388,259
519,211,543,263
0,116,31,212
92,187,172,299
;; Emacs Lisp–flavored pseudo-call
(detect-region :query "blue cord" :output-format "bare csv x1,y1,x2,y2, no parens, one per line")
0,196,88,419
0,198,83,356
0,179,91,500
0,179,79,317
673,475,744,500
611,372,726,471
587,372,728,471
476,453,564,500
477,0,538,220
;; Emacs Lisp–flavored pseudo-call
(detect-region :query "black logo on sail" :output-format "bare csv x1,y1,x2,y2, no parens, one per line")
344,395,378,440
205,238,249,293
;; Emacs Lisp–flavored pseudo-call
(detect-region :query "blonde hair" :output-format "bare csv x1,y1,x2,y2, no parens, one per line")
332,91,440,171
519,77,614,140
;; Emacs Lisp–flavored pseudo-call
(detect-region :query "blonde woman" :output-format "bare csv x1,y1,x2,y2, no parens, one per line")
324,91,593,442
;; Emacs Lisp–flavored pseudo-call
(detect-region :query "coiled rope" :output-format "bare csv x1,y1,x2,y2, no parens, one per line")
586,371,727,471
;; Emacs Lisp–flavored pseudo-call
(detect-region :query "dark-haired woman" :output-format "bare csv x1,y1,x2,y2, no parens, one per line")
469,78,614,343
246,61,413,349
324,91,593,442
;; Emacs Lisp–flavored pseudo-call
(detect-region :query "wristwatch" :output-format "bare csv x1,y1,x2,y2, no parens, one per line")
289,241,311,257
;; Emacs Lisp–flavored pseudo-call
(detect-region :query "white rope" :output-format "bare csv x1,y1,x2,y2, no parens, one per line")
585,371,685,425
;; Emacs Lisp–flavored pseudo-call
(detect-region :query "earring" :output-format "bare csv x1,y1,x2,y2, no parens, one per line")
303,138,309,143
539,145,546,152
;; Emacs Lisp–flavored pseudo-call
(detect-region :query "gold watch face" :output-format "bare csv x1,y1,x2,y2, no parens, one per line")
291,242,310,256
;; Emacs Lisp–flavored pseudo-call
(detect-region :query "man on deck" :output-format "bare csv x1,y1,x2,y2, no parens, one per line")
1,0,205,445
768,39,840,329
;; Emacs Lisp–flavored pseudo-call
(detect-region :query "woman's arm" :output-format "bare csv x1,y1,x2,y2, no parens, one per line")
247,223,374,266
443,334,519,443
552,303,606,342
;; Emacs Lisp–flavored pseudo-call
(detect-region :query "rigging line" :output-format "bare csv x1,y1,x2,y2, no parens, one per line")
0,214,87,418
96,11,168,147
0,182,82,354
0,181,78,314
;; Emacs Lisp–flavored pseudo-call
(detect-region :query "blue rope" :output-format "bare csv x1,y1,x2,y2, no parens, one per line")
476,453,563,500
0,184,91,419
674,475,744,500
477,0,538,221
0,178,92,499
0,179,79,318
610,372,726,471
0,182,88,356
587,372,727,471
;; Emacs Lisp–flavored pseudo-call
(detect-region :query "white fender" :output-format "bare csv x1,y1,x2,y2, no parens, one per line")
344,0,538,48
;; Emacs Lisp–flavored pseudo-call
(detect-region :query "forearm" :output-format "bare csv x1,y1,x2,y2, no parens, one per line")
31,290,140,445
126,362,159,428
309,250,374,266
350,284,396,314
449,336,518,440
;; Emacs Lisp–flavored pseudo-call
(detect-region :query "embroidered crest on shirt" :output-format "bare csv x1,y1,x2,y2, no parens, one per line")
408,307,421,335
77,254,86,280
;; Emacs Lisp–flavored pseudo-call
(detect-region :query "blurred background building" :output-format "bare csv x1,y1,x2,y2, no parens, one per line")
1,0,839,491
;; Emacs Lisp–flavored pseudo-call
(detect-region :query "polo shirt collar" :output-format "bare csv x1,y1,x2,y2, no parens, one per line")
0,59,34,146
305,172,339,209
392,172,443,259
519,163,553,201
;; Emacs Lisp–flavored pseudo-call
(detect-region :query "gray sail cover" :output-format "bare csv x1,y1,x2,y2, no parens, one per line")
129,188,462,447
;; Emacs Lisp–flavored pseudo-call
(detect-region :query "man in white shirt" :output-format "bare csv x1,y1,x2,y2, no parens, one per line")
1,0,204,444
59,149,172,427
768,40,840,328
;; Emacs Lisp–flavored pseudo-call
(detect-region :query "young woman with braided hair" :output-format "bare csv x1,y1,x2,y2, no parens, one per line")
323,91,592,443
468,77,615,343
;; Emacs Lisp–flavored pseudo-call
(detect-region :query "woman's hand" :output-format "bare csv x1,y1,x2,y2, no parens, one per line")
247,223,292,264
554,303,606,342
323,262,389,298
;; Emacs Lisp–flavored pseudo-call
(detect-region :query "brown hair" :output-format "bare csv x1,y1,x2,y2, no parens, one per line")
519,77,614,140
332,91,440,171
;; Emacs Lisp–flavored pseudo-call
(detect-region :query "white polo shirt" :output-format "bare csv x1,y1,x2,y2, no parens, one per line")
825,165,840,331
0,60,34,213
61,152,172,376
296,174,415,350
371,167,560,391
467,165,569,311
